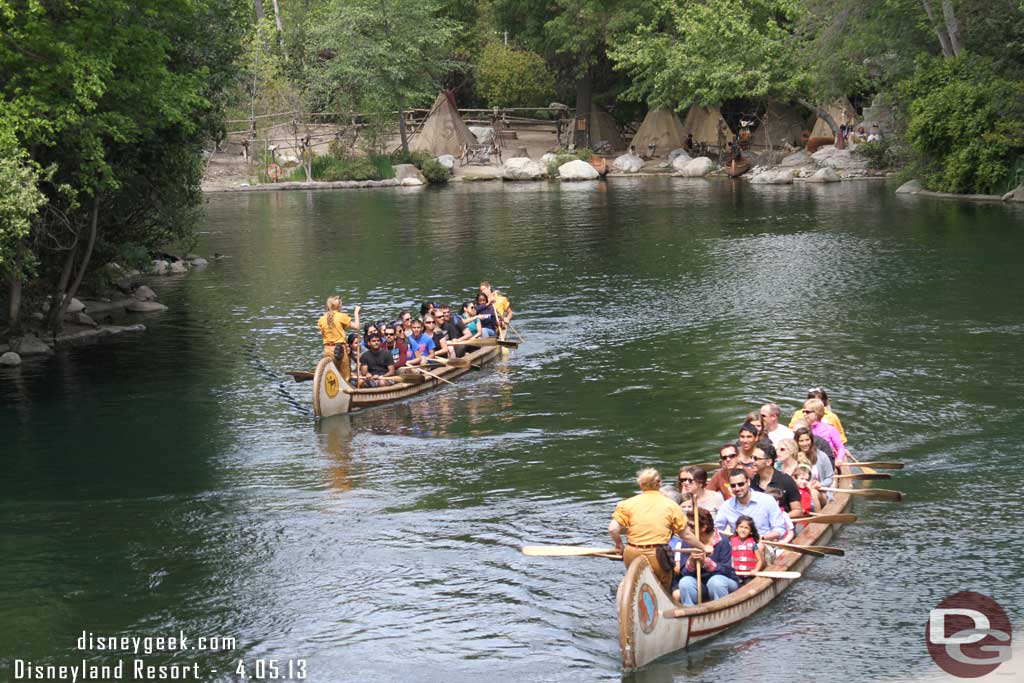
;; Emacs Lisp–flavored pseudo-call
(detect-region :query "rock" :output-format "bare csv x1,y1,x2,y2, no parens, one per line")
189,257,208,268
72,312,98,327
134,285,157,301
469,126,494,144
0,351,21,367
674,156,716,177
503,157,547,180
65,297,85,313
151,259,169,274
393,164,427,187
671,154,698,172
540,152,558,167
169,260,188,274
1003,183,1024,202
126,300,169,313
806,167,841,183
13,333,53,356
557,159,600,181
437,155,456,169
750,169,796,185
895,179,923,195
668,148,691,163
780,150,812,167
611,154,644,173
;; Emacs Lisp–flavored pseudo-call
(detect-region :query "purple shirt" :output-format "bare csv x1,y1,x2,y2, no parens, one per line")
812,421,846,463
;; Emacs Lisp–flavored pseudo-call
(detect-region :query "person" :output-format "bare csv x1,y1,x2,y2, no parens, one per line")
835,124,847,150
674,508,739,605
714,468,789,541
730,515,765,581
460,301,484,338
438,305,468,358
405,319,436,366
345,333,362,385
762,487,797,543
761,403,793,448
678,467,725,517
788,387,848,444
736,422,760,461
317,295,361,359
358,333,396,387
750,447,805,518
360,322,380,352
398,310,414,338
382,325,407,370
707,444,739,500
422,314,450,359
867,125,882,143
801,398,846,464
794,427,834,492
793,465,824,513
474,292,498,338
609,468,707,592
479,281,513,327
684,133,695,153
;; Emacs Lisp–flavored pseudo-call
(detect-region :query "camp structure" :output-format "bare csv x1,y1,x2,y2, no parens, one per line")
750,101,810,149
681,105,732,148
630,107,688,156
809,97,859,138
588,107,624,151
409,91,477,157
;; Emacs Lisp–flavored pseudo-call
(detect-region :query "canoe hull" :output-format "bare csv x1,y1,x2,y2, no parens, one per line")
312,337,506,417
619,475,852,670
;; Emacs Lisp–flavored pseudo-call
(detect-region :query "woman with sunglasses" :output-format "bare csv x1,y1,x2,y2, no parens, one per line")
677,467,724,517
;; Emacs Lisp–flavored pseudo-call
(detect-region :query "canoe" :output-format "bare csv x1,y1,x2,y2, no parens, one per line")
617,467,853,670
727,157,751,177
312,330,511,418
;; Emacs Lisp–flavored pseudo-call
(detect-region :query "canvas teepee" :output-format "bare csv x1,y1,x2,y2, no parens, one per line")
589,107,624,151
809,97,859,138
681,105,731,148
631,107,688,156
751,101,809,148
409,91,476,157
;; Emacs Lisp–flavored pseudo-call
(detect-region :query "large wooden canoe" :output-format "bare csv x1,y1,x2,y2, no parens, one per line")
312,332,510,418
618,470,854,670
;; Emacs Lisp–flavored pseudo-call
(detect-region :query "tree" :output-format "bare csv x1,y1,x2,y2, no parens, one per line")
475,42,556,107
302,0,463,153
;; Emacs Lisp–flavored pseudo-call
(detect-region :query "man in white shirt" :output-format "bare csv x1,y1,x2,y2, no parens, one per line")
761,403,793,448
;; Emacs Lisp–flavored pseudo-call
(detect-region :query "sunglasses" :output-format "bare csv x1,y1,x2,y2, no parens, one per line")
678,478,694,484
802,408,814,414
385,331,395,336
753,455,772,461
402,317,411,322
739,461,755,467
721,453,738,460
424,321,434,325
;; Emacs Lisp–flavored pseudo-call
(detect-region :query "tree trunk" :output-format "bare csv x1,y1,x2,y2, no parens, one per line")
942,0,963,56
398,107,409,155
254,0,265,21
47,243,78,331
797,99,839,135
270,0,287,58
575,67,593,149
922,0,955,58
49,198,99,332
8,270,22,336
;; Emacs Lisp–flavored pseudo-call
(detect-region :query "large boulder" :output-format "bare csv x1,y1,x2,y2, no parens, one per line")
126,300,169,313
189,256,208,268
13,333,53,356
503,157,547,180
133,285,157,301
436,154,456,170
151,259,169,275
611,153,644,173
664,150,693,170
66,297,85,314
895,179,923,195
668,148,691,163
0,351,21,367
674,156,716,177
1002,183,1024,202
169,260,188,274
469,126,494,144
780,149,812,167
540,152,558,167
393,164,426,187
811,146,868,171
557,159,600,181
750,169,796,185
805,167,841,183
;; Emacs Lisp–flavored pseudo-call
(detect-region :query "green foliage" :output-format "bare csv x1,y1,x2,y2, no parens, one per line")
475,42,556,107
390,150,435,168
547,147,594,175
116,243,152,272
0,123,46,279
898,55,1024,194
294,154,396,182
420,158,451,184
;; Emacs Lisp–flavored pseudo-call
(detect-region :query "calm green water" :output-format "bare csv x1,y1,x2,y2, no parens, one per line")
2,178,1023,682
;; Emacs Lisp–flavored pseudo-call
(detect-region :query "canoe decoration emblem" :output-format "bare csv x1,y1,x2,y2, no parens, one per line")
638,585,658,634
324,369,340,398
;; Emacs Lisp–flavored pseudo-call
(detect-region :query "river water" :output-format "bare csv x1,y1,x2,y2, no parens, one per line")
2,178,1023,682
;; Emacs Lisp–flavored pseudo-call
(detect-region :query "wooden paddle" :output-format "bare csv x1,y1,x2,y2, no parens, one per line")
407,365,456,386
448,337,519,348
805,512,858,524
426,356,471,368
834,472,892,481
287,370,315,383
693,494,702,605
761,540,844,557
849,461,905,470
508,322,526,343
521,545,698,557
737,570,801,580
822,487,905,502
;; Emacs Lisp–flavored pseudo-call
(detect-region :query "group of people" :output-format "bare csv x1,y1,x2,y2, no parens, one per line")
609,388,849,606
316,282,513,388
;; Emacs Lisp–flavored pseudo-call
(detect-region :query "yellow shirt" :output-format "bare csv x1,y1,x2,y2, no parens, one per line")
612,490,687,546
492,293,511,318
318,311,352,346
788,407,847,443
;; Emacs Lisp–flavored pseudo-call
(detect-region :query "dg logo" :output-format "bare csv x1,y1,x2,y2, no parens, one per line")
927,591,1012,678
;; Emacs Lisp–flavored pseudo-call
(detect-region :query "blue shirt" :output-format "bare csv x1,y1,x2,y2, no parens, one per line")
407,333,436,360
714,490,788,537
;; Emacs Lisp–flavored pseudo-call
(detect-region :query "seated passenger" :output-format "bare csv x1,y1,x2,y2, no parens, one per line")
792,429,834,490
788,387,847,444
438,305,468,358
346,333,361,385
792,465,824,513
707,444,739,500
802,398,846,464
751,447,805,519
678,467,725,517
423,314,450,359
714,469,789,541
382,324,407,369
674,508,739,605
405,319,436,366
730,515,765,582
474,292,498,338
358,333,396,387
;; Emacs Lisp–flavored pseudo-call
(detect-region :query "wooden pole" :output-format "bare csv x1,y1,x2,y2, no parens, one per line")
693,494,702,605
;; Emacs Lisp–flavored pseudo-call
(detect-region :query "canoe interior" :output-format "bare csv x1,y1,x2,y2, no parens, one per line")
313,333,508,417
619,469,853,671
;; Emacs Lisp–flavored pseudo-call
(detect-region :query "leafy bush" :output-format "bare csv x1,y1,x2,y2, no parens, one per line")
897,55,1024,194
117,243,151,272
855,139,912,171
475,42,556,107
390,150,434,168
282,154,396,182
547,148,595,175
420,158,450,184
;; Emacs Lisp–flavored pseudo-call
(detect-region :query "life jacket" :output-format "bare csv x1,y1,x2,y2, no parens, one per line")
730,536,759,573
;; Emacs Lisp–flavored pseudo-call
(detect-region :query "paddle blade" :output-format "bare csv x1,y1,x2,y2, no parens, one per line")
834,472,893,481
823,487,905,502
287,371,315,383
751,571,801,580
448,338,497,347
805,513,858,525
522,545,622,557
851,461,905,469
764,540,845,557
761,541,826,558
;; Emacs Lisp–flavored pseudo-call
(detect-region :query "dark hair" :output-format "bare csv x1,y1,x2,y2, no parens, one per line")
794,427,814,452
420,302,432,317
363,322,378,336
462,301,475,314
763,486,784,505
346,332,358,345
757,440,776,460
367,333,383,343
807,387,830,405
399,309,411,320
739,422,759,437
475,292,488,303
720,443,739,456
729,468,748,480
734,515,760,542
687,466,708,486
695,507,714,531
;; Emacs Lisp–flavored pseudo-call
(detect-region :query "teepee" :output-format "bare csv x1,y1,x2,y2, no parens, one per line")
681,105,731,148
809,97,859,138
751,101,809,148
631,107,688,156
589,107,624,151
409,91,476,157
